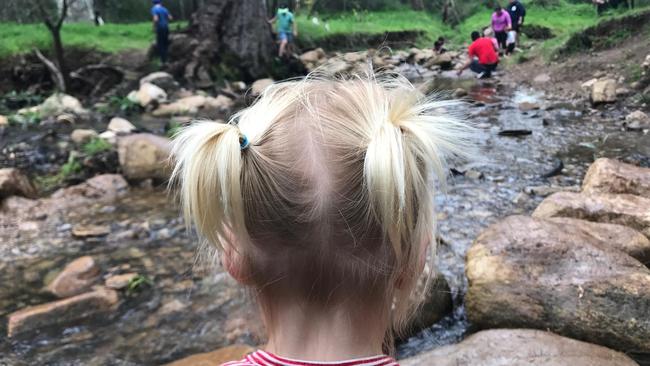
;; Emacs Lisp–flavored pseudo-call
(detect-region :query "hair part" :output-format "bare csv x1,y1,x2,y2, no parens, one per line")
170,70,475,344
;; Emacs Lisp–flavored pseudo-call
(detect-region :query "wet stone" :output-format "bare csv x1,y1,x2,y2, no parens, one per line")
72,224,111,238
46,255,100,298
105,272,139,290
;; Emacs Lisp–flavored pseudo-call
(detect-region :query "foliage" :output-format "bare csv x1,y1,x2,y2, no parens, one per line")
108,96,140,115
126,274,153,296
8,111,42,126
166,121,184,138
82,137,113,155
34,154,82,190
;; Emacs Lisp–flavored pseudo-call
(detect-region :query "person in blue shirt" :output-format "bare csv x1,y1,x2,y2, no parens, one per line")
151,0,173,65
268,1,298,58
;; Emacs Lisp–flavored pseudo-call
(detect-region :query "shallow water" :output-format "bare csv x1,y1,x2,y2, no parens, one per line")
1,75,649,365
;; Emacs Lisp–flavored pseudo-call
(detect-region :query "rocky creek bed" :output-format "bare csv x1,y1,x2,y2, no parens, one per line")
1,48,649,365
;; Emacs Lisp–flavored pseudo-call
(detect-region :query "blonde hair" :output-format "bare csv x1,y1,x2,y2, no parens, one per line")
170,71,474,343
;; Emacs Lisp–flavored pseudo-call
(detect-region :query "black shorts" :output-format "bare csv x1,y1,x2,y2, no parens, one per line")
511,23,521,33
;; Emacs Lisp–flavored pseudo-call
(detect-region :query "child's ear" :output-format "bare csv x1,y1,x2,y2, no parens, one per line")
222,230,254,285
222,245,255,285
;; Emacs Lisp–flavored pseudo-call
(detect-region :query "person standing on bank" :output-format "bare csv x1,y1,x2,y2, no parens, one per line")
152,0,173,65
491,5,511,51
457,31,499,79
507,0,526,46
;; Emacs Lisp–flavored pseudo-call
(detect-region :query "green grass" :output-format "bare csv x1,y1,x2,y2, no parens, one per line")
82,137,113,155
0,21,186,57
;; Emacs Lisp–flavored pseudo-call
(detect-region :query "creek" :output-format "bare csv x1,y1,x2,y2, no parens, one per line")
1,73,648,365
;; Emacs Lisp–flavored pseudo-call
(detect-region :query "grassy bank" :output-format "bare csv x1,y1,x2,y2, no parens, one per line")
0,2,647,59
0,22,186,57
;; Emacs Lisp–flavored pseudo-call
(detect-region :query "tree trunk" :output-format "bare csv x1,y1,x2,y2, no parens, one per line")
411,0,424,10
169,0,275,85
51,26,70,92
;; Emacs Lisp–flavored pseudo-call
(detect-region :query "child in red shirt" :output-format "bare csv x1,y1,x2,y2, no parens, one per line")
170,71,475,365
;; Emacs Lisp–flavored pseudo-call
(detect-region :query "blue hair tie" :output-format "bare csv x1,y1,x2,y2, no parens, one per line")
240,135,250,150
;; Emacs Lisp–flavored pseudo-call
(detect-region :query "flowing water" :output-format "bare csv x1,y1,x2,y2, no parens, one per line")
1,73,649,365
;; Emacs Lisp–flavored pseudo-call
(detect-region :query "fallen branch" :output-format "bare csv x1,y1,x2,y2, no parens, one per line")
34,48,66,92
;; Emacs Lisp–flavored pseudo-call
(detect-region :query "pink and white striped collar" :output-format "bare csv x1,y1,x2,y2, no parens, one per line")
223,350,399,366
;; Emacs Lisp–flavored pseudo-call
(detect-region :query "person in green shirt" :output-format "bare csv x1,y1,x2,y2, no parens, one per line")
268,1,298,58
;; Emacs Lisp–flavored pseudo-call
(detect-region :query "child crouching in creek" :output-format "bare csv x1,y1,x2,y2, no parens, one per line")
170,72,474,365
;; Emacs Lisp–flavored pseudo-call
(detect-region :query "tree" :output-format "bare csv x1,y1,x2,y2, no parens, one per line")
411,0,425,10
32,0,76,92
169,0,275,85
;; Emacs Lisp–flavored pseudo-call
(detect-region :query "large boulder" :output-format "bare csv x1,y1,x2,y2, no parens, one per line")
128,83,167,108
532,192,650,237
401,329,638,366
46,256,100,298
117,133,172,181
590,79,617,104
466,215,650,353
582,158,650,198
7,287,118,337
164,345,254,366
300,48,327,71
0,168,36,199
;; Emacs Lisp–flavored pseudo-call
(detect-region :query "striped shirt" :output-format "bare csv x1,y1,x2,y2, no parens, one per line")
222,350,399,366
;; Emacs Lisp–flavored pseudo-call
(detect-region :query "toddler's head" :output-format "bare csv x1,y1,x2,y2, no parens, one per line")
171,72,473,347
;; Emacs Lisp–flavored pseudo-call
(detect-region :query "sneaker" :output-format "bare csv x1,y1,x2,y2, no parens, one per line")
476,72,485,79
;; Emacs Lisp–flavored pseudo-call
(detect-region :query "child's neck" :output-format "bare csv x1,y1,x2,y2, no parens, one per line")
263,300,388,361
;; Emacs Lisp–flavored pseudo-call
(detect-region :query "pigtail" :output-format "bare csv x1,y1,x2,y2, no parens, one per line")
362,76,476,335
170,121,248,250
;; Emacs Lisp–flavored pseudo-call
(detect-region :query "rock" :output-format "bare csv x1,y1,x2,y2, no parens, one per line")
164,345,254,366
0,168,36,199
72,224,111,238
343,51,366,64
251,78,274,96
590,79,617,104
401,329,638,366
581,78,598,93
466,215,650,352
300,48,325,64
533,73,551,84
98,131,117,145
152,95,207,117
70,129,98,144
321,60,350,76
583,158,650,198
205,95,234,112
533,192,650,237
524,185,580,197
38,93,88,117
230,81,247,93
425,53,453,70
46,256,100,298
139,71,179,92
0,115,8,126
55,113,76,124
519,101,540,111
624,110,650,131
453,88,467,98
108,117,137,134
117,133,172,181
129,83,167,108
105,273,138,290
406,271,453,338
7,287,118,337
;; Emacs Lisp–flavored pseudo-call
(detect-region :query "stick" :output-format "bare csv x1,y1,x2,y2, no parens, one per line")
34,48,66,92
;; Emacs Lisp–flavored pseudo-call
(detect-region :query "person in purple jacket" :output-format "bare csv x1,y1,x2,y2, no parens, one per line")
491,5,512,51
